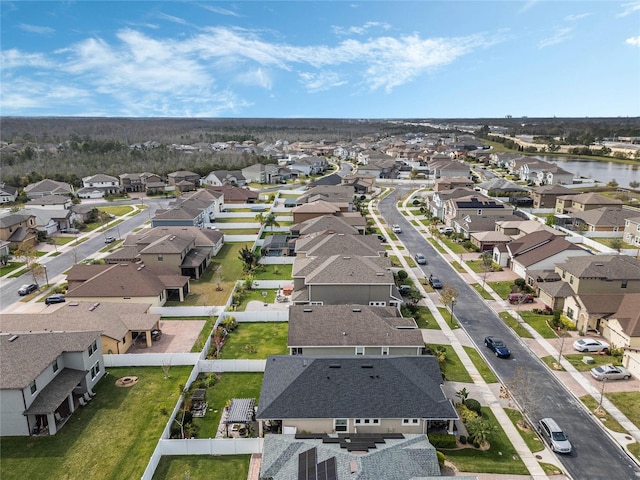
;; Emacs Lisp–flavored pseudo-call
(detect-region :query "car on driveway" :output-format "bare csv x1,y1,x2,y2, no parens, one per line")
508,293,534,304
429,276,443,289
590,364,631,381
45,294,66,305
439,227,454,234
414,253,427,265
573,338,609,353
391,224,402,233
484,336,511,358
18,283,38,296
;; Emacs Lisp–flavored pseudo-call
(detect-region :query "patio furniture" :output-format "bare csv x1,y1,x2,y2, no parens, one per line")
78,397,87,407
84,392,92,402
191,388,208,418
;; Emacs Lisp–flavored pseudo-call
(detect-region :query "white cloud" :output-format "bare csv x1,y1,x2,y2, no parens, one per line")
626,35,640,46
518,1,539,14
198,4,240,17
18,23,55,35
538,27,573,48
565,13,591,21
156,12,189,25
236,67,273,89
617,2,640,17
1,49,52,68
299,71,347,92
332,21,391,36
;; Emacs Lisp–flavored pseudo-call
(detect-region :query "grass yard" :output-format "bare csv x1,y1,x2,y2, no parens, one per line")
191,373,263,439
251,263,293,280
153,455,250,480
235,289,277,311
498,312,533,338
487,281,515,299
0,262,23,276
440,238,467,254
51,236,77,245
579,395,627,434
189,316,217,353
503,408,544,452
409,306,440,330
0,366,192,480
388,255,401,267
214,218,259,223
437,307,459,329
219,322,288,359
450,261,467,273
607,391,640,429
444,408,528,475
217,228,260,235
99,205,135,216
519,312,558,339
564,353,619,371
427,344,472,382
471,283,494,300
427,238,446,253
463,346,498,383
540,355,564,371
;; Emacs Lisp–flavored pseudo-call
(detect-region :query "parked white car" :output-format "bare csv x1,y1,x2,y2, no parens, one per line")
590,364,631,381
573,338,609,353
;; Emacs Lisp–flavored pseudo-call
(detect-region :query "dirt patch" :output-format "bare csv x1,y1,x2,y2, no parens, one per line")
115,376,139,387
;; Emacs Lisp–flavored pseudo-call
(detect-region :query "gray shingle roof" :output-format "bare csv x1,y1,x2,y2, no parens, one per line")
293,254,393,285
294,233,384,257
0,331,100,389
556,255,640,280
288,305,422,348
257,356,457,421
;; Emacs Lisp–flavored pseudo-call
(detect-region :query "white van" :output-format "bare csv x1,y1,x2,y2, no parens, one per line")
538,418,572,454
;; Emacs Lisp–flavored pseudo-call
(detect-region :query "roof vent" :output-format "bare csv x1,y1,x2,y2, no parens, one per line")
361,364,373,369
329,364,341,368
594,263,604,266
68,302,79,307
303,308,313,313
9,335,19,342
343,256,351,259
376,272,384,276
352,308,361,312
89,303,100,312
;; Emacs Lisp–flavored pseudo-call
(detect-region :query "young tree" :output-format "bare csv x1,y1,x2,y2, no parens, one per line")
213,264,224,291
14,244,41,285
440,284,459,326
609,238,623,254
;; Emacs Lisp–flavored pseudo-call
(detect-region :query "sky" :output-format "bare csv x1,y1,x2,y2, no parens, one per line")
1,1,639,119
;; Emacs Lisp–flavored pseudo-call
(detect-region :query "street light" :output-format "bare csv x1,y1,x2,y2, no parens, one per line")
596,377,608,415
262,291,268,307
450,297,457,326
43,265,49,287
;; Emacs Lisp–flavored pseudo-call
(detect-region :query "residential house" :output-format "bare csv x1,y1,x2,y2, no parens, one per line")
260,434,476,480
531,184,576,209
167,171,200,192
290,215,361,238
426,187,475,221
341,174,376,195
108,226,223,279
623,214,640,247
308,173,342,188
495,230,590,279
0,183,18,203
23,179,74,199
77,174,120,199
494,220,563,239
555,192,623,216
200,170,246,187
256,356,458,436
453,213,522,240
26,195,72,210
0,213,38,249
428,159,470,179
287,305,424,356
119,172,165,194
434,177,474,192
474,178,529,198
292,254,398,306
287,156,328,176
469,230,512,252
357,157,399,179
261,235,297,257
601,294,640,379
242,163,293,184
0,331,104,436
150,189,223,228
292,204,367,233
0,302,160,354
570,207,628,235
296,185,355,211
294,233,385,259
22,208,72,235
203,185,258,204
536,164,574,186
66,263,190,305
443,194,513,227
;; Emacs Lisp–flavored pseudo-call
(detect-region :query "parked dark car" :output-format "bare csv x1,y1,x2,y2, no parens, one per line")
484,336,511,358
508,293,534,304
398,285,412,296
18,283,38,296
45,294,66,305
429,276,443,289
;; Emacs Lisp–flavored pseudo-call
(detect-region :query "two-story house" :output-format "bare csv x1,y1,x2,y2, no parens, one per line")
200,170,246,187
0,183,18,203
0,213,38,249
0,331,104,436
623,214,640,247
443,194,513,227
77,174,120,199
167,171,200,192
531,184,576,209
119,172,165,194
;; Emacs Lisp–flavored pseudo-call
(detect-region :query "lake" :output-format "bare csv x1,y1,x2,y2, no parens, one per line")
537,156,639,188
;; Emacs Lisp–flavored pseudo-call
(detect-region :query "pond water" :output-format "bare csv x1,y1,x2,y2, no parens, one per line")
536,156,639,188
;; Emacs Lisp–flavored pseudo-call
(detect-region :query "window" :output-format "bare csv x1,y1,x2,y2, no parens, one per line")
477,209,482,215
569,275,573,285
562,271,566,279
355,347,365,355
381,347,389,355
334,419,348,432
622,280,628,289
292,348,303,355
29,380,37,395
52,359,59,373
157,254,163,261
369,301,386,306
88,340,98,356
91,361,100,379
122,337,126,344
567,307,574,320
402,418,420,425
354,418,380,425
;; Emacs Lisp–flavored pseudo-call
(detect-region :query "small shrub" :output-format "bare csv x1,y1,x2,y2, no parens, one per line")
473,441,480,448
459,435,467,444
464,398,482,415
456,403,478,423
397,269,408,281
428,433,457,449
436,451,445,468
514,278,526,290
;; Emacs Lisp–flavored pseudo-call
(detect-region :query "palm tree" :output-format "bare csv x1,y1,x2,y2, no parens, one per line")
263,212,280,231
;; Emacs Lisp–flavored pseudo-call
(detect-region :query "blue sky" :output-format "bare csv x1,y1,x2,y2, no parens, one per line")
1,1,639,118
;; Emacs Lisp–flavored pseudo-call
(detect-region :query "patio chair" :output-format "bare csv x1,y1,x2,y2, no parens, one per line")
78,397,87,407
83,392,92,402
54,412,63,423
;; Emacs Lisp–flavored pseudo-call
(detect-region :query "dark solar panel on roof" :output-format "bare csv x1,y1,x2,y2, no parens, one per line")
317,457,337,480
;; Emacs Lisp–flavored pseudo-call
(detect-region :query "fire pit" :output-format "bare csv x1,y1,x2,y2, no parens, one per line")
115,376,139,387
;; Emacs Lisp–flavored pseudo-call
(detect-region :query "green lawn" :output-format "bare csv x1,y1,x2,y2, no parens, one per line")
409,306,440,330
218,322,288,359
153,455,250,480
190,316,217,353
471,283,494,300
427,344,472,382
0,366,192,480
440,238,467,254
450,261,467,273
503,408,544,452
519,312,557,339
607,391,640,428
540,355,564,371
251,263,293,280
0,262,23,276
444,408,528,475
579,395,627,434
564,353,620,371
191,373,263,439
498,312,533,338
217,228,260,235
235,289,277,311
427,238,446,253
99,205,135,216
437,307,459,329
51,236,77,245
463,346,498,383
487,281,516,299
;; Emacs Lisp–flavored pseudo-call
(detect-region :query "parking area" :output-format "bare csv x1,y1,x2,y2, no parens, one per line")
126,319,207,354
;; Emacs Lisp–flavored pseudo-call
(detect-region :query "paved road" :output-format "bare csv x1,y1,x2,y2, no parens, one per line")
378,187,640,480
0,198,170,312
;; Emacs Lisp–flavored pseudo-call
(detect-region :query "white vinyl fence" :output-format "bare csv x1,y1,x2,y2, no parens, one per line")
104,353,200,367
158,437,263,456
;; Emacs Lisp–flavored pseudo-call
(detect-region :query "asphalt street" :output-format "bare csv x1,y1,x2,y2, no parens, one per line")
378,187,640,480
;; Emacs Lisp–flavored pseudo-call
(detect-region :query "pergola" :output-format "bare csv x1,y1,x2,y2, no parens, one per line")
224,398,256,436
